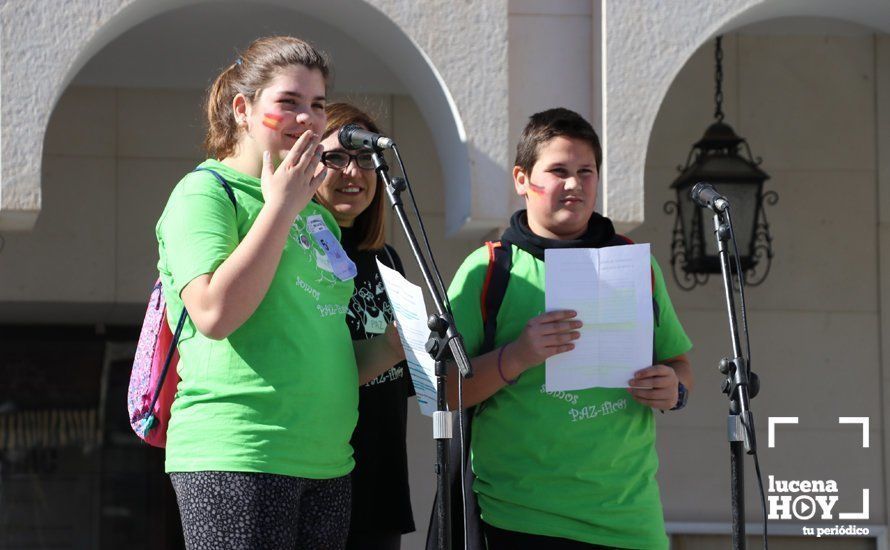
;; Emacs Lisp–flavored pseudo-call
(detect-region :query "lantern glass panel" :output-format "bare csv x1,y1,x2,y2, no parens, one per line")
677,184,698,261
707,182,759,261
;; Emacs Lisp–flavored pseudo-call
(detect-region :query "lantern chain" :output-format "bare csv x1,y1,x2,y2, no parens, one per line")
714,35,724,123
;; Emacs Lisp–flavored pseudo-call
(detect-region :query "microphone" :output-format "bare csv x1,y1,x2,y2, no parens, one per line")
691,182,729,213
338,123,395,151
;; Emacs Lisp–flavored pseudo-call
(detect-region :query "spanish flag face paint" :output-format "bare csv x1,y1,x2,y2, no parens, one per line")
262,112,284,131
527,181,547,195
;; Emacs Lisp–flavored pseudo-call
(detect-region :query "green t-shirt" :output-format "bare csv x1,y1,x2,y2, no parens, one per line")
156,160,358,479
448,244,692,549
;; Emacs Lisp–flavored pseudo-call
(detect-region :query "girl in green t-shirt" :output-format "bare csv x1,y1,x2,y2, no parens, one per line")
156,36,403,550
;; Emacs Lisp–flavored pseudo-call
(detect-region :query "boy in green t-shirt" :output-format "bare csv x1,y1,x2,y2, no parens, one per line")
447,108,693,549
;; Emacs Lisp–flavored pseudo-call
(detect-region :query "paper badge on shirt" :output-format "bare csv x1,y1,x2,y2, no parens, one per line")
288,214,344,288
307,214,357,282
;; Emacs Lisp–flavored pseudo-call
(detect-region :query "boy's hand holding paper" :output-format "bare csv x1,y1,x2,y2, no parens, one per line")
627,364,680,409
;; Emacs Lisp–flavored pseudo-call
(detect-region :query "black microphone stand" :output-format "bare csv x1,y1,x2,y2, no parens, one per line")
370,147,473,550
709,206,761,550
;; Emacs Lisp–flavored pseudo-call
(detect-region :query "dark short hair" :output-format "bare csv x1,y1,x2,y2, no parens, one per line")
514,108,602,174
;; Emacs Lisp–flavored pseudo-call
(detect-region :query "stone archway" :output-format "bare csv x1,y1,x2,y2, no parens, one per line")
0,0,510,235
601,0,890,232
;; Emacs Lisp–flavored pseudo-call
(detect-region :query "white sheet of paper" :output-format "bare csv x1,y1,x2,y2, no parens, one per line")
544,244,653,391
375,259,436,416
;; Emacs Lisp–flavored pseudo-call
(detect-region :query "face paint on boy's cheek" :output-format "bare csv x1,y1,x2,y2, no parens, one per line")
262,112,284,130
527,181,547,195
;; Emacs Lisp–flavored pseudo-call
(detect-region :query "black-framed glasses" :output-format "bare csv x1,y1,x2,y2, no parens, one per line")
321,150,376,171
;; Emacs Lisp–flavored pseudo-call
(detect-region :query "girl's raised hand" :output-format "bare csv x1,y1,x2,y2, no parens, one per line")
260,130,327,216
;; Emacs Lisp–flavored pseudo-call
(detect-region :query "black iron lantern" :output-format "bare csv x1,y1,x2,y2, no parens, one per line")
664,36,777,290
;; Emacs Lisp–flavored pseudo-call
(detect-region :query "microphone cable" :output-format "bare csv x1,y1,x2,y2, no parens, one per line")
391,145,452,312
725,206,768,550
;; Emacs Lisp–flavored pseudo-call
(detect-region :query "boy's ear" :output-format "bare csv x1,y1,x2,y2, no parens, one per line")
513,166,529,198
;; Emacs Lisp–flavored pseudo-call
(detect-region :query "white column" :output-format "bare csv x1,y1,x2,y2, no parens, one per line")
508,0,594,212
877,32,890,537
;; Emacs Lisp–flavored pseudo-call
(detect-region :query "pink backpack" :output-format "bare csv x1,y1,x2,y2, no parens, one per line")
127,168,236,447
127,282,187,447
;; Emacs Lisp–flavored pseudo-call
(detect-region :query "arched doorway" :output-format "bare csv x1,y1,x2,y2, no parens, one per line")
627,11,890,546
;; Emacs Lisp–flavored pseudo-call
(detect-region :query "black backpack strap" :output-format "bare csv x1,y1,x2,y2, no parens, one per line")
480,240,513,354
150,168,239,417
193,167,238,211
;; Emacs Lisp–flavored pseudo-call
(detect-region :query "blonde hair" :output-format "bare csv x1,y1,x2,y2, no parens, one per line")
203,36,331,160
317,102,386,250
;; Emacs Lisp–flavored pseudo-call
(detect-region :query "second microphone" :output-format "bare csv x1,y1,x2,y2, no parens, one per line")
338,123,395,151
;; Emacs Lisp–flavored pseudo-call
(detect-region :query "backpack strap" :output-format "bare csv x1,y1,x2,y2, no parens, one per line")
480,240,512,355
193,167,238,211
145,308,188,430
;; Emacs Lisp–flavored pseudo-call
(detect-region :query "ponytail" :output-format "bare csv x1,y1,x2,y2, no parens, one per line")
204,63,241,160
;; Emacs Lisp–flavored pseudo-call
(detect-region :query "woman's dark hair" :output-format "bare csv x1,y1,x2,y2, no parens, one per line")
318,102,386,250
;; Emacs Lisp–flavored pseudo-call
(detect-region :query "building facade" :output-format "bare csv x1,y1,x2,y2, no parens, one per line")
2,1,890,548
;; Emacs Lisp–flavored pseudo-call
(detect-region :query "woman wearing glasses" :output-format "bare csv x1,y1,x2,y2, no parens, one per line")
315,103,415,550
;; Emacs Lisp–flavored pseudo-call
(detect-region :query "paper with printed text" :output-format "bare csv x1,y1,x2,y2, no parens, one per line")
544,244,653,391
376,259,436,416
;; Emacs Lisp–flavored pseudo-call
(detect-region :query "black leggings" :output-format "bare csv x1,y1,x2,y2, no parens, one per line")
170,471,351,550
483,521,619,550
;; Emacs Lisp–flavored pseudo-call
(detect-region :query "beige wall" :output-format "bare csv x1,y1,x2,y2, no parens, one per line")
507,0,595,215
633,28,886,536
0,87,204,316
